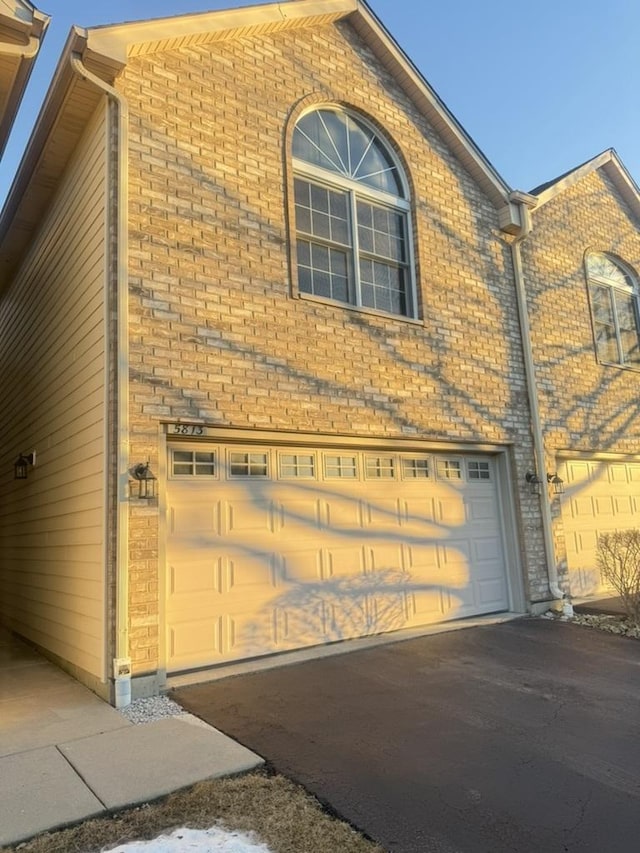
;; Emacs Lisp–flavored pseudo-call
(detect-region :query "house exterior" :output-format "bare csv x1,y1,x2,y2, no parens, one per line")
0,0,48,156
521,152,640,598
0,0,636,704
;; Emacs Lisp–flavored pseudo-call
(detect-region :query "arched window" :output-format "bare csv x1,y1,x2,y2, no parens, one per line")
587,253,640,367
292,107,416,318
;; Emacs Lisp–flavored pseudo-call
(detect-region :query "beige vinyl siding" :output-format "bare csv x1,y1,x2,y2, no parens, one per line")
0,102,108,682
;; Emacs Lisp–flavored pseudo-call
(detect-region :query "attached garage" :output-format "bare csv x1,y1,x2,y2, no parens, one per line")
165,438,514,673
559,458,640,597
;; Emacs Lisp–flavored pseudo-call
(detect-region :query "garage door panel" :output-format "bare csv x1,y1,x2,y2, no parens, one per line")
166,446,510,671
436,498,467,525
367,543,406,572
476,577,508,607
364,499,403,529
613,496,634,516
325,545,366,578
323,498,364,530
561,459,635,597
227,500,275,535
227,552,278,593
402,498,437,525
472,537,502,563
280,548,324,583
279,500,322,531
168,558,223,596
169,504,220,535
168,616,224,667
409,590,447,622
466,497,499,524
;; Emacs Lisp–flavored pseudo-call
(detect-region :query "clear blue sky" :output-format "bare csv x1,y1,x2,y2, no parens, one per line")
2,0,639,204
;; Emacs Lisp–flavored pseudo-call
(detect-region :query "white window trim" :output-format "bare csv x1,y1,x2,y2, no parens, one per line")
587,253,640,369
292,109,418,321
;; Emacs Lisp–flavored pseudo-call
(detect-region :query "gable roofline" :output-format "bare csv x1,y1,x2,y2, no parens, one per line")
531,148,640,221
0,0,49,157
0,0,521,286
81,0,513,212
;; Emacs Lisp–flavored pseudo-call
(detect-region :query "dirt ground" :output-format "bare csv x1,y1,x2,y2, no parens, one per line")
0,770,385,853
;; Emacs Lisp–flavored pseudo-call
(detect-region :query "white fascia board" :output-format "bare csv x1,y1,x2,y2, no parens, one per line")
85,0,357,64
534,149,640,222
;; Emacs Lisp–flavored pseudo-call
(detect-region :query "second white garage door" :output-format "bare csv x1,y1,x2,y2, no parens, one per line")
165,444,510,672
560,458,640,597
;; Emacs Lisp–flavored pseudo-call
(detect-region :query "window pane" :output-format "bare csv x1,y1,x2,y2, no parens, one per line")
402,458,429,478
360,259,406,315
468,460,490,480
294,109,404,197
437,459,462,480
230,452,268,477
195,452,216,476
365,456,395,478
325,455,357,478
280,454,315,478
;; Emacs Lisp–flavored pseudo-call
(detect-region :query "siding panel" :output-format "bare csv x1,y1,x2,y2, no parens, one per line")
0,103,108,682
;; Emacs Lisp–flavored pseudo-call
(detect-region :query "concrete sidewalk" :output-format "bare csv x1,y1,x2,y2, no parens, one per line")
0,630,263,848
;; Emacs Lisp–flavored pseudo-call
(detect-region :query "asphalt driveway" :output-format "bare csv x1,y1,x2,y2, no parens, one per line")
173,619,640,852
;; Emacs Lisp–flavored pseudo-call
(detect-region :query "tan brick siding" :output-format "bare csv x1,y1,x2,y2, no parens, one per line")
524,169,640,581
119,20,544,672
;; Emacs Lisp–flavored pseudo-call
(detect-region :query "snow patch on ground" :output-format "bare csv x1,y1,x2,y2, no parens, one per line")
100,825,274,852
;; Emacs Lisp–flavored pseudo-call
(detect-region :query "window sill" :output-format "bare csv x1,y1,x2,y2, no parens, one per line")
597,358,640,374
296,291,423,326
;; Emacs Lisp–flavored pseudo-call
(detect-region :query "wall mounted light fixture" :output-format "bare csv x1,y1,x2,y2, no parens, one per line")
547,472,565,495
525,471,541,494
131,461,157,499
14,451,36,480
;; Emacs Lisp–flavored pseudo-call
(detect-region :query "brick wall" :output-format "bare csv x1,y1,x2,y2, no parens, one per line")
523,168,640,582
119,19,544,673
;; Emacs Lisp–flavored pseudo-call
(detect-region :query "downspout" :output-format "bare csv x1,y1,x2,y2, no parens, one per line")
69,53,131,704
509,194,568,608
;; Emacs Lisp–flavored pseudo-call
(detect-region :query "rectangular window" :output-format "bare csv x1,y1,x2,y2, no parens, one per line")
436,459,462,480
365,456,395,478
279,453,315,479
401,458,430,479
229,451,269,477
324,455,358,478
590,283,640,366
172,449,216,477
467,460,490,480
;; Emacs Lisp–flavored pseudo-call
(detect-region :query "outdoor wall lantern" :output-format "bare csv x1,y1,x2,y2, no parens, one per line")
131,461,157,499
525,471,541,494
14,451,36,480
547,472,565,495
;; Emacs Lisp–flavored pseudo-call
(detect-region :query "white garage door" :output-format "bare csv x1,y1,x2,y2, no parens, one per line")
560,459,640,597
165,443,510,672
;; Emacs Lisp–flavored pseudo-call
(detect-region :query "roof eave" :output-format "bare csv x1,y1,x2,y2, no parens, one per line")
533,149,640,222
0,2,50,157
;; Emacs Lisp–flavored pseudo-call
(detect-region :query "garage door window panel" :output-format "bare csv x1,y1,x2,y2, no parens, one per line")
279,453,316,479
171,449,217,478
293,107,415,319
468,460,491,481
325,454,358,478
229,452,269,478
437,459,462,480
401,458,430,479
